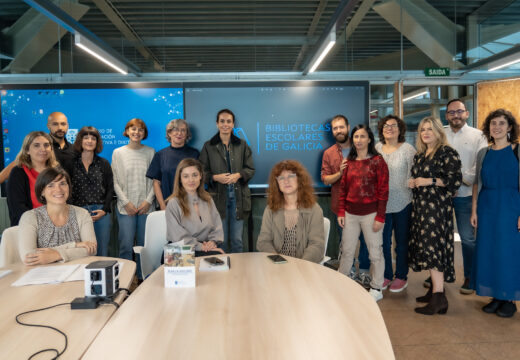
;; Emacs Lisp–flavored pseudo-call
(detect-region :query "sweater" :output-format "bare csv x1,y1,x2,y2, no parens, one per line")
112,145,156,214
18,205,96,263
337,155,389,222
256,203,325,263
166,194,224,251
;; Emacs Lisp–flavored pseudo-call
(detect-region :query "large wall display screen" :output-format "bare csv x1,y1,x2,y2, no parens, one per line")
185,82,369,188
1,81,368,190
0,86,183,166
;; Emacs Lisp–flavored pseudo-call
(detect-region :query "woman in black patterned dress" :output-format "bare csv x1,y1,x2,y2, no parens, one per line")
408,117,462,315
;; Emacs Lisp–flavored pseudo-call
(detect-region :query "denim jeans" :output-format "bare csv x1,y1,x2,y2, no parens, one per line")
116,208,148,279
83,204,111,257
222,189,244,253
336,216,370,271
382,203,411,280
453,196,475,279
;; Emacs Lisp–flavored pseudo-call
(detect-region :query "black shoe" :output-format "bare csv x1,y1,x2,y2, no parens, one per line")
482,298,504,314
415,292,449,315
460,278,474,295
416,287,432,303
496,301,517,318
423,276,431,288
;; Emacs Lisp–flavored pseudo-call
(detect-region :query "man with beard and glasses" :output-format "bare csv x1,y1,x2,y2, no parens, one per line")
0,111,76,184
321,114,371,287
422,99,487,294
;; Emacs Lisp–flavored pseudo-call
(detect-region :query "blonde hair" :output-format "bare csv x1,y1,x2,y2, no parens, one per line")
416,117,448,158
166,158,211,217
15,131,59,169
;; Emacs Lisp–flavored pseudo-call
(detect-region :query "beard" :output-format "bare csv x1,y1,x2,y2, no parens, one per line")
448,118,465,130
52,130,66,139
334,133,348,144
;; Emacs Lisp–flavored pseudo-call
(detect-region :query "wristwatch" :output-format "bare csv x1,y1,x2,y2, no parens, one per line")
432,178,437,185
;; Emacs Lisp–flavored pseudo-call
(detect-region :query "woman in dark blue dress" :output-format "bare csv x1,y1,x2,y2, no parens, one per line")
471,109,520,318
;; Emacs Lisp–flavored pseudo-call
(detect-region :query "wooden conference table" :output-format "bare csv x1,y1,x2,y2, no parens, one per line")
0,256,135,359
84,252,394,360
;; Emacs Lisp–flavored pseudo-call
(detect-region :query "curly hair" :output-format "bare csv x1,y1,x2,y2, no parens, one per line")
377,115,406,144
166,158,211,217
165,119,192,143
481,108,519,144
267,160,316,212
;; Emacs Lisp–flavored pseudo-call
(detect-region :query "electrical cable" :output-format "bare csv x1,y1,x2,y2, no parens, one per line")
15,303,70,360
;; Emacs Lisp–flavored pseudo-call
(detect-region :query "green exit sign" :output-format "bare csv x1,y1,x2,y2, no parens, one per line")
424,67,450,76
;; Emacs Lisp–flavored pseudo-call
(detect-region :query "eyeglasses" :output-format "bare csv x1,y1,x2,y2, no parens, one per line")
169,127,187,134
446,109,467,116
276,173,297,182
383,123,398,129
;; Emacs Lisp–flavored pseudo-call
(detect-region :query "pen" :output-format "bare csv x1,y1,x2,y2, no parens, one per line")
227,256,231,270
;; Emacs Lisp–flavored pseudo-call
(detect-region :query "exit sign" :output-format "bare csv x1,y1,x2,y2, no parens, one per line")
424,67,450,76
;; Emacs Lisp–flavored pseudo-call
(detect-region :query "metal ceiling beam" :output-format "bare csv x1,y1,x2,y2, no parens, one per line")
373,0,464,69
301,0,363,74
292,0,329,71
325,0,377,65
2,0,88,73
23,0,140,74
90,0,163,71
463,44,520,71
105,36,315,47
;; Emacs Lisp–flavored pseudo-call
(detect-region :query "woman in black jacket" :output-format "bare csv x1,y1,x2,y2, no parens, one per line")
7,131,58,226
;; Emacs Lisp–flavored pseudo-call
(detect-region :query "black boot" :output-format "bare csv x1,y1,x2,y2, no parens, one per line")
416,287,432,303
482,298,505,314
496,301,517,318
415,292,449,315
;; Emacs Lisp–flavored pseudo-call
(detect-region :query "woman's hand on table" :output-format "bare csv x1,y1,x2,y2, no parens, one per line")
76,241,98,255
24,248,62,265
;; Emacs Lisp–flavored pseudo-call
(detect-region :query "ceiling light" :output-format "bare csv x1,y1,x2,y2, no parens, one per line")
488,57,520,71
403,91,429,102
306,25,336,74
75,33,128,75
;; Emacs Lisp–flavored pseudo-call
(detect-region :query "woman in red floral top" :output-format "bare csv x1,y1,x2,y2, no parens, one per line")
337,125,389,302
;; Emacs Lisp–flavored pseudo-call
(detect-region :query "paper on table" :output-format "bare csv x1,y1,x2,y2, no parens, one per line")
12,264,80,286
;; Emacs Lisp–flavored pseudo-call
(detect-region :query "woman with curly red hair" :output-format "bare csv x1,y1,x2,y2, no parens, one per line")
256,160,325,263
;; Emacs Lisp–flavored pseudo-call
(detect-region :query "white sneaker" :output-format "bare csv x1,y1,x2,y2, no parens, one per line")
369,288,383,302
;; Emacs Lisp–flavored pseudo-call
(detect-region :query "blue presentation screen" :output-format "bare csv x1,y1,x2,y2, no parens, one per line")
185,82,369,188
1,86,183,166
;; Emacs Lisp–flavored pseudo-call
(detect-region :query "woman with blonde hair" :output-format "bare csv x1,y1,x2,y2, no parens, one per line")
257,160,325,263
165,158,224,256
7,131,59,226
408,117,462,315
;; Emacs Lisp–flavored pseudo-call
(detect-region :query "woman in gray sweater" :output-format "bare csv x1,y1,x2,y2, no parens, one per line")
257,160,325,263
165,158,224,256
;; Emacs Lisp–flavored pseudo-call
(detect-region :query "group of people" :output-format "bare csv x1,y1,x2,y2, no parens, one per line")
3,100,519,318
321,100,519,317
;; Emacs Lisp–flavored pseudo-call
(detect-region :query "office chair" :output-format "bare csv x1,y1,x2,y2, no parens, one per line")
320,218,331,265
0,226,21,267
133,211,167,279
